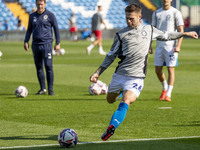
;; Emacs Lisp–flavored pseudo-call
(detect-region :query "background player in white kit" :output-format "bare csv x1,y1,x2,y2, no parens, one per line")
90,4,198,141
151,0,184,101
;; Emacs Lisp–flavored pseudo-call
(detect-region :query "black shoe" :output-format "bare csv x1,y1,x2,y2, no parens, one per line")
48,90,55,95
101,125,115,141
35,89,47,95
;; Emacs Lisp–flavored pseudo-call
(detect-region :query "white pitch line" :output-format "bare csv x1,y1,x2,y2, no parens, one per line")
1,136,200,149
0,144,59,149
158,107,172,109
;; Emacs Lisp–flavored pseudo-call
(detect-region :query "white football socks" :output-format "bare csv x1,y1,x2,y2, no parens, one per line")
166,85,173,97
99,46,104,53
87,44,94,54
99,46,106,55
74,35,78,41
161,80,168,91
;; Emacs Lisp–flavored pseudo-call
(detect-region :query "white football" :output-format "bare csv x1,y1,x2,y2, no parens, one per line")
58,128,78,148
97,80,108,94
0,51,2,58
59,48,65,55
100,83,108,94
97,80,104,86
52,49,56,55
15,86,28,98
89,83,102,95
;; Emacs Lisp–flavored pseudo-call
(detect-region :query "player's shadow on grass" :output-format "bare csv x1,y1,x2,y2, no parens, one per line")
0,135,57,141
7,95,106,101
138,98,159,101
19,98,106,101
172,121,200,127
0,93,15,96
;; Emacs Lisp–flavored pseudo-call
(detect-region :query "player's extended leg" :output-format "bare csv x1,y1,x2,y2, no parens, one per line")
106,92,122,104
35,58,46,92
101,90,137,141
74,31,78,41
155,66,168,100
165,67,175,101
32,44,46,94
86,39,98,54
70,31,73,41
98,39,106,55
109,91,136,127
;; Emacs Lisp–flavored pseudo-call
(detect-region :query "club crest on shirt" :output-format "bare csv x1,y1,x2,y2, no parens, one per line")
166,14,171,21
43,15,48,21
141,30,147,39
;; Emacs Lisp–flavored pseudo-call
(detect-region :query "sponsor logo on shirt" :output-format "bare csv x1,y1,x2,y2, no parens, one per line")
126,32,136,40
33,17,37,22
157,14,161,21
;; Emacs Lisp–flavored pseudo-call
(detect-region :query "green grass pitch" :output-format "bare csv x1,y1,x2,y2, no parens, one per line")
0,39,200,150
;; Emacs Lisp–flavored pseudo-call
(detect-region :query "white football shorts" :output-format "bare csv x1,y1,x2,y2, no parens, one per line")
108,73,144,98
154,47,178,67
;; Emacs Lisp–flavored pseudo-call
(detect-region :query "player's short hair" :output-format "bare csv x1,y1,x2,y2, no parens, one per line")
36,0,46,3
125,4,142,14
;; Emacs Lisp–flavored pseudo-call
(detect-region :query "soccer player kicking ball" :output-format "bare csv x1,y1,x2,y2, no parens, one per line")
89,4,198,141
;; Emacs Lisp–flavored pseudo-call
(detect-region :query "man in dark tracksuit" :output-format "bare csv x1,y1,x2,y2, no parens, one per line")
24,0,60,95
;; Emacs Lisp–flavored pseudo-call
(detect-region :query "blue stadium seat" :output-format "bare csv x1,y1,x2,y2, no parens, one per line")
0,26,4,30
0,1,19,31
1,0,129,30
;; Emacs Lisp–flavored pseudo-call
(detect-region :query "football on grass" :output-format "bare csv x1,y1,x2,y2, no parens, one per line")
88,83,102,95
0,51,2,58
15,86,28,98
89,80,108,95
58,128,78,148
100,83,108,94
58,48,66,55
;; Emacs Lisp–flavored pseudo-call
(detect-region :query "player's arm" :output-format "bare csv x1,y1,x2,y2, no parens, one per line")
90,66,106,83
182,31,198,39
102,19,107,30
148,40,153,54
24,42,29,51
54,43,60,52
24,15,32,51
100,14,106,30
152,27,198,40
174,25,184,53
68,19,71,28
149,11,156,54
52,13,60,51
90,34,121,83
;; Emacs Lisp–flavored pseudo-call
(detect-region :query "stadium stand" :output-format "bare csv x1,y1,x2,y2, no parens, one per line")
180,0,200,27
0,2,18,30
0,0,129,30
0,0,199,31
149,0,162,8
6,2,29,29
